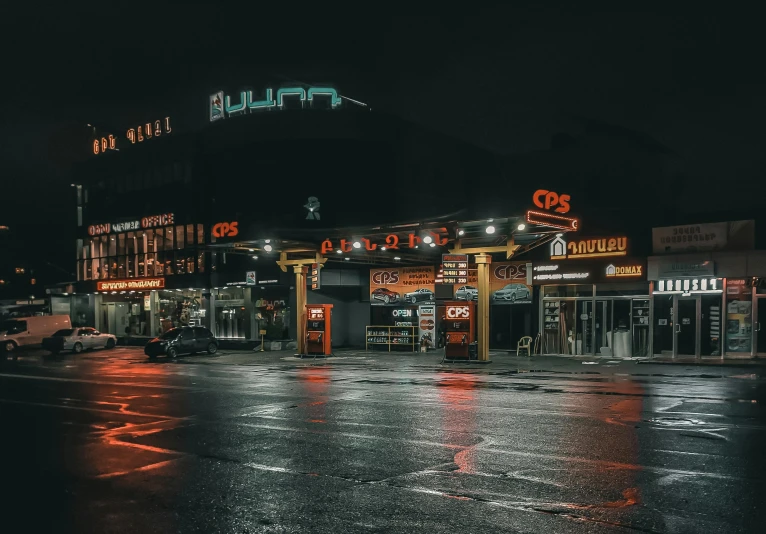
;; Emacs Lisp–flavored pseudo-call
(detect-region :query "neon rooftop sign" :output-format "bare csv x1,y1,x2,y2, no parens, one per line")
210,86,342,122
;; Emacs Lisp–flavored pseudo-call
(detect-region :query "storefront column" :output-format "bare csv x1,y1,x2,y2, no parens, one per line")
476,253,492,361
295,265,307,354
149,291,159,338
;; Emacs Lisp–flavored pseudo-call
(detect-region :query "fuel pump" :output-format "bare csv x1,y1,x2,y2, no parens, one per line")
305,304,333,356
443,302,475,360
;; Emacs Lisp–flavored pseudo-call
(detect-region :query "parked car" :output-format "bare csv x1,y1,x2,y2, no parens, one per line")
455,285,478,301
404,288,435,303
42,327,117,354
371,287,400,304
144,326,219,359
492,283,530,302
1,315,72,357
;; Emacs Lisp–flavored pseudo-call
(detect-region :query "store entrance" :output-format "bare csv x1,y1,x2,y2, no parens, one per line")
652,294,723,359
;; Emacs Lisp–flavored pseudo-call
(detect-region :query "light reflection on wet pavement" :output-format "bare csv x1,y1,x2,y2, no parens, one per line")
1,348,765,532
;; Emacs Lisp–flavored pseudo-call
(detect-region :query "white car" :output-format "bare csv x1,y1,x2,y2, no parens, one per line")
42,327,117,354
492,283,530,302
455,285,478,301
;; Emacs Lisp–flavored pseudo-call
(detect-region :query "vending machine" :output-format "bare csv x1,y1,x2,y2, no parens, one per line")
443,302,475,360
305,304,333,356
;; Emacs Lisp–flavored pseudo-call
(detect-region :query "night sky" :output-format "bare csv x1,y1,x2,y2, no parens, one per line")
2,8,765,272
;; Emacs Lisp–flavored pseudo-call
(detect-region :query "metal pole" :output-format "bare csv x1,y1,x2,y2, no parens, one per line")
294,265,307,355
475,253,491,361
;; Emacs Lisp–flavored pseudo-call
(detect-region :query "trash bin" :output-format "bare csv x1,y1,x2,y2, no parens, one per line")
468,341,478,360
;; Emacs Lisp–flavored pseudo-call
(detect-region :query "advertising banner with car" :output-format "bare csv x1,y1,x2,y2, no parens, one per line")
370,266,435,306
451,261,532,305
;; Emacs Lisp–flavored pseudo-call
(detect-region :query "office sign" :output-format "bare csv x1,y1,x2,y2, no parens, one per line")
654,278,722,295
87,213,174,236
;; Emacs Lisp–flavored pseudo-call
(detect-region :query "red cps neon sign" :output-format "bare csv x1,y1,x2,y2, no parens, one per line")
446,305,470,319
533,190,570,214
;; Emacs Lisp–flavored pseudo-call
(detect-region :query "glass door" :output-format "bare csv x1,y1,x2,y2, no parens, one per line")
575,300,593,355
594,299,612,356
652,295,674,357
756,297,766,357
676,298,698,357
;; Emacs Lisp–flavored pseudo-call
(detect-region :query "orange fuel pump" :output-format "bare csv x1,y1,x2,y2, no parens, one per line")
443,301,475,360
305,304,333,356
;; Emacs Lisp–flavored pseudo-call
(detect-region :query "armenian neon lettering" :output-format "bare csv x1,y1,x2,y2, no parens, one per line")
210,86,342,121
320,230,449,255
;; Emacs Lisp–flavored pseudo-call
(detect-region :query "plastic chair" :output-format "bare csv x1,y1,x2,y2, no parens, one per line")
517,336,533,356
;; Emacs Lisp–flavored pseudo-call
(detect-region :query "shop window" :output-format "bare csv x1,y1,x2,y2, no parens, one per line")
163,256,174,275
108,235,117,256
109,258,118,279
543,285,593,298
117,233,126,257
210,252,217,272
197,224,205,245
175,225,184,250
175,252,188,274
726,279,752,354
117,256,126,278
186,224,195,247
214,288,250,339
157,289,205,332
198,251,205,273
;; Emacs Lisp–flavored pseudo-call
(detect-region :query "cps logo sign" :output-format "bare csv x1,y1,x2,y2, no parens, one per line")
494,262,527,281
446,305,470,319
372,270,400,285
533,189,571,214
212,221,239,238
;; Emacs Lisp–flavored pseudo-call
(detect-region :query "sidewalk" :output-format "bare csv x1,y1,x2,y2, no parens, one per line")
192,348,766,375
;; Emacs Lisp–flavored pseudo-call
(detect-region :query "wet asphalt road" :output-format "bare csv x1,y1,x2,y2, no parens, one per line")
1,348,765,533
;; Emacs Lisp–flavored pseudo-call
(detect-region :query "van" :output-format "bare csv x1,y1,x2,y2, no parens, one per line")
1,315,72,357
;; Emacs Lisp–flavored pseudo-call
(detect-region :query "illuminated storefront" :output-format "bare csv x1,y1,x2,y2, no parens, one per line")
535,252,650,358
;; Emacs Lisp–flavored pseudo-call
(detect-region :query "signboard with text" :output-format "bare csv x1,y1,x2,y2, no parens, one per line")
531,260,646,285
442,254,468,284
370,266,435,306
97,278,165,291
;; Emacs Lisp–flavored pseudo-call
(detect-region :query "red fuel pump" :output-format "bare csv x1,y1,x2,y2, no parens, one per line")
305,304,333,356
443,302,475,360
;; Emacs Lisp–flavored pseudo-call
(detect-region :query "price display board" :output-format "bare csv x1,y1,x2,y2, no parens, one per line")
442,254,469,284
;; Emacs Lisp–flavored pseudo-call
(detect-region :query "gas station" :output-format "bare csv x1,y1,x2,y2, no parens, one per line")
211,194,580,360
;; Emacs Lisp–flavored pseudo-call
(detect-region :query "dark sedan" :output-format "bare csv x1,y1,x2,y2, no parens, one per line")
144,326,219,359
